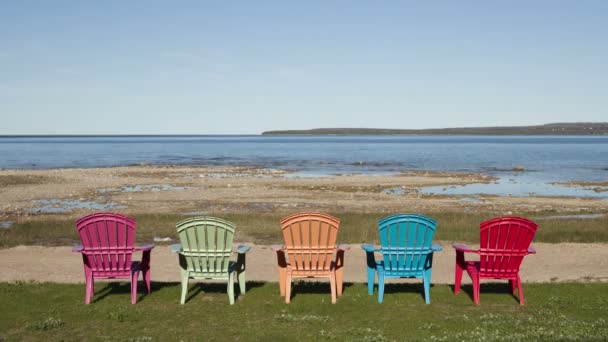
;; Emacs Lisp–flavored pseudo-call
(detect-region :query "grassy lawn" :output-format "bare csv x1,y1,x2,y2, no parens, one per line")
1,281,607,341
2,211,607,247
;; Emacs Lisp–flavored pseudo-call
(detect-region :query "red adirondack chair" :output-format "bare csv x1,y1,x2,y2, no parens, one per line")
453,216,537,305
72,213,154,304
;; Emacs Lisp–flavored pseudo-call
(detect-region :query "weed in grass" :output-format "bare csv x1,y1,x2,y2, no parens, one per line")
26,317,64,331
350,327,392,342
124,337,152,342
108,310,127,323
319,329,337,339
274,313,330,323
429,309,608,341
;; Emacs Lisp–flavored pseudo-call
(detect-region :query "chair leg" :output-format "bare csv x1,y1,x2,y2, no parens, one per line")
517,275,525,305
276,251,287,296
335,249,345,297
336,265,344,297
378,271,385,304
85,270,94,305
279,267,286,297
227,272,235,305
285,273,292,304
180,269,189,305
423,270,431,304
454,253,464,295
472,274,480,305
142,268,151,295
238,269,246,295
141,251,152,295
367,265,375,295
131,270,140,304
330,273,337,304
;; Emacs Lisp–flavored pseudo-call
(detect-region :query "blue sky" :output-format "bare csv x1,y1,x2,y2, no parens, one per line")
1,1,607,134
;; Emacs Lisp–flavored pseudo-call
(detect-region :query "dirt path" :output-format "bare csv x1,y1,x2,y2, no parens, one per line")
2,243,607,284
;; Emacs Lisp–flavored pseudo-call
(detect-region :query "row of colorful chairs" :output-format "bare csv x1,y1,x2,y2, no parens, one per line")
73,212,538,305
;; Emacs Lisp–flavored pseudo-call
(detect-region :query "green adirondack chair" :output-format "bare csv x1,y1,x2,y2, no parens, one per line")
170,217,251,304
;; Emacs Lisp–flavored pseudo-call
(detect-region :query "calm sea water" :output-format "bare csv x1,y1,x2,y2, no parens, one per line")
1,135,607,198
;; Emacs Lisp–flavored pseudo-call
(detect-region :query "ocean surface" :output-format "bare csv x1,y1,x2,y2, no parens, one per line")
1,135,607,198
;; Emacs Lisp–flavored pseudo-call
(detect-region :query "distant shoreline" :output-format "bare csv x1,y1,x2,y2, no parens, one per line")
1,122,608,137
262,122,608,136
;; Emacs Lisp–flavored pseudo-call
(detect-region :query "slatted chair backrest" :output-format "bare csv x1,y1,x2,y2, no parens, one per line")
479,216,538,277
378,214,437,273
176,217,235,276
76,212,136,274
281,212,340,273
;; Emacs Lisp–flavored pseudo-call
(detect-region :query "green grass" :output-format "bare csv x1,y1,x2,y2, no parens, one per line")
0,282,607,341
2,211,607,247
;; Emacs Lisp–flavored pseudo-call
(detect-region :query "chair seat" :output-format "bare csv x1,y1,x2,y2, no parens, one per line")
188,261,237,279
464,261,518,279
287,261,335,277
92,261,141,278
376,261,425,277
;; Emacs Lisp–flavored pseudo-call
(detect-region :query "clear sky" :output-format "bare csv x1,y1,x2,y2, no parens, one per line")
1,1,607,134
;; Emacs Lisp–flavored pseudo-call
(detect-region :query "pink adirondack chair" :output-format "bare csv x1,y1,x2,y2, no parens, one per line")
272,212,349,304
454,216,538,305
72,213,154,304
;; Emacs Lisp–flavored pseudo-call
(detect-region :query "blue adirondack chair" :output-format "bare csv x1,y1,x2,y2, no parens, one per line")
362,214,442,304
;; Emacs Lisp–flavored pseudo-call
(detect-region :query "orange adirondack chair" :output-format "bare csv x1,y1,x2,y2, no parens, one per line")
272,212,349,304
453,216,538,305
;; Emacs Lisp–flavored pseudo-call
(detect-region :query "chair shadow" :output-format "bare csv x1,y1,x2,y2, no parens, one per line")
380,282,434,302
92,281,265,304
92,281,177,303
288,281,354,301
183,281,265,304
450,282,520,304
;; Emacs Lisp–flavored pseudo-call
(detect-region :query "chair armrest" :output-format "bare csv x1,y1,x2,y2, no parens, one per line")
169,243,182,253
270,244,285,252
431,243,443,252
361,244,377,253
72,245,84,253
135,244,155,251
527,247,537,254
336,244,350,251
237,244,251,254
453,244,478,253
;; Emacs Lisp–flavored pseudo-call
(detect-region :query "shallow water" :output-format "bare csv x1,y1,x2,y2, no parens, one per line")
421,176,608,199
0,221,14,229
97,184,190,193
30,199,127,213
534,213,607,220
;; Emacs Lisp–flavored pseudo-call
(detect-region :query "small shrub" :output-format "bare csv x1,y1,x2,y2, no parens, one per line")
108,311,127,322
26,317,64,331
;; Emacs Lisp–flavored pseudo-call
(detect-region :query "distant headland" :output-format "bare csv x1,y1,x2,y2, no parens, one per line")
262,122,608,135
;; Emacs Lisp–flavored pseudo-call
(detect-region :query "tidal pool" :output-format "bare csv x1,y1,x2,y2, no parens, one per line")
421,176,608,199
31,199,127,213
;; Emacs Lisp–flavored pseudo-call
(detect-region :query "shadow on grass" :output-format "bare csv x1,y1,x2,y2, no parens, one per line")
451,282,521,304
380,282,434,302
288,281,355,302
92,281,176,303
183,281,265,303
91,281,266,304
